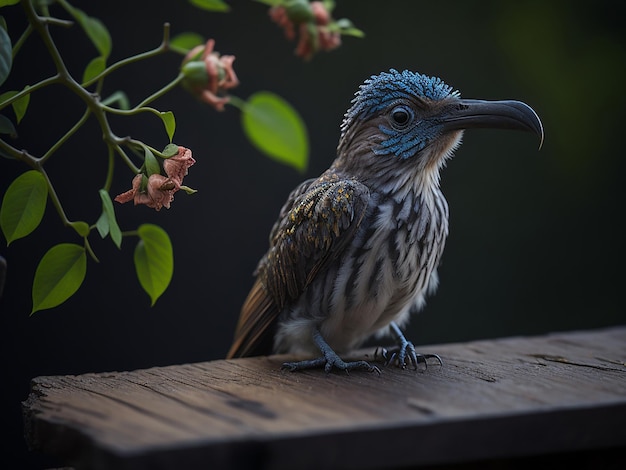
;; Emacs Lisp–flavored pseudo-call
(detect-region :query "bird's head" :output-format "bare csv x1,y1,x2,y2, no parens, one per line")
335,69,543,190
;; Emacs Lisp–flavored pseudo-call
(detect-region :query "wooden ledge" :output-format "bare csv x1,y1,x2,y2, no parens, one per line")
23,326,626,469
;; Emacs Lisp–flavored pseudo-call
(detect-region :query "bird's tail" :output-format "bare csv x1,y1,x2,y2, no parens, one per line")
226,279,279,359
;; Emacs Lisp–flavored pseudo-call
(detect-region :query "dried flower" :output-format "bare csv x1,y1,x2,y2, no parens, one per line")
163,146,195,187
115,146,196,211
181,39,239,111
269,1,341,60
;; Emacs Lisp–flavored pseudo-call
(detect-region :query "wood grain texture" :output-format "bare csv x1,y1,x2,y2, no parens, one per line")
23,327,626,469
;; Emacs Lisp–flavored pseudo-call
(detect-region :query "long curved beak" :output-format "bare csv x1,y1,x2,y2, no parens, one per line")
442,99,544,149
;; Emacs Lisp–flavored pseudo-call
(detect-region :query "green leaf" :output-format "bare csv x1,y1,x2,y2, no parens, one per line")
143,145,160,176
0,1,21,7
0,113,15,136
1,170,47,245
160,111,176,142
189,0,230,13
31,243,86,314
101,91,130,110
98,189,122,248
330,18,365,38
322,0,336,14
13,86,30,123
134,224,173,306
254,0,282,6
170,32,204,53
140,108,175,141
64,5,112,58
70,221,90,237
0,24,11,87
179,185,198,195
241,91,309,172
0,89,30,124
162,143,179,158
82,56,106,84
95,211,108,238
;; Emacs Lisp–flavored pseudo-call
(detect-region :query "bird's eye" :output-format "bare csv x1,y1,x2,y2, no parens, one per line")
390,106,413,129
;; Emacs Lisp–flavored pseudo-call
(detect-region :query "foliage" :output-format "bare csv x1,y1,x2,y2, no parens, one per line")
0,0,362,313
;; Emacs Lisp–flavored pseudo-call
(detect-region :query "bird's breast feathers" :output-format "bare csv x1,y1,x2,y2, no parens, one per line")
275,185,449,354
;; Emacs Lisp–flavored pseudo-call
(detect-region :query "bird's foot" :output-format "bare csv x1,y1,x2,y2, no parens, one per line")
376,322,443,371
282,349,380,375
375,345,442,371
281,327,380,374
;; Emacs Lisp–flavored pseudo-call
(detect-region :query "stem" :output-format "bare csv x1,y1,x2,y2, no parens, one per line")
22,1,115,135
39,166,71,226
0,139,38,166
226,94,246,111
81,23,172,88
100,91,129,107
40,108,91,164
22,1,72,78
81,46,166,88
103,145,115,191
125,139,166,160
12,23,33,58
113,143,140,173
135,73,185,108
0,75,60,111
39,16,74,28
102,104,161,117
100,73,184,115
84,237,100,263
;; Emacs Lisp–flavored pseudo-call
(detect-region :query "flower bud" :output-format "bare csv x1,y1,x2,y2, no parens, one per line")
180,39,239,111
181,61,210,89
283,0,314,23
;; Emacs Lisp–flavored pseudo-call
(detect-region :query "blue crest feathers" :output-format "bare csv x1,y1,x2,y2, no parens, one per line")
343,69,459,126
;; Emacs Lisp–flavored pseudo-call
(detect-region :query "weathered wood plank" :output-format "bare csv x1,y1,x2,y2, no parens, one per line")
23,327,626,469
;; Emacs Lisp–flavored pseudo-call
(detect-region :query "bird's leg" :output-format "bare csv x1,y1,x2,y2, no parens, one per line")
282,328,380,374
378,322,443,370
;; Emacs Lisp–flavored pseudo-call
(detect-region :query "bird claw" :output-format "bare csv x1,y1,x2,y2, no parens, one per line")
282,328,381,374
282,352,380,375
375,345,443,371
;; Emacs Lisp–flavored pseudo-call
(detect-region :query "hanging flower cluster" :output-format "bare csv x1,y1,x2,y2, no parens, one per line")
181,39,239,111
115,146,196,211
266,0,363,61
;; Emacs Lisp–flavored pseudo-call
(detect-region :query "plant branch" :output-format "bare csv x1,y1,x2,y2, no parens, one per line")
81,23,173,89
22,0,121,151
39,16,74,28
0,74,60,111
21,0,72,78
136,73,185,108
39,166,72,226
113,142,140,173
83,237,100,263
40,108,92,164
0,139,38,166
103,145,115,191
12,23,33,58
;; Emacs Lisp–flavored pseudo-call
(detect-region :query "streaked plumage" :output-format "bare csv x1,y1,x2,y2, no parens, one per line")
227,69,543,372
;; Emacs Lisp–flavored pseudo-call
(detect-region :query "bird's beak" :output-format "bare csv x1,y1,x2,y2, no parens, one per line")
441,99,544,149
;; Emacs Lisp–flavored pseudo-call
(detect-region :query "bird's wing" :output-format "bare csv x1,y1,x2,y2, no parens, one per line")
227,175,371,358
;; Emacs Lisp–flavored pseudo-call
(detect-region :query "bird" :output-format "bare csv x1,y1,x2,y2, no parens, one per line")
227,69,543,373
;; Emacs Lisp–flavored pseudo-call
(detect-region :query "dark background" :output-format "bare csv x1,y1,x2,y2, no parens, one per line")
1,1,624,467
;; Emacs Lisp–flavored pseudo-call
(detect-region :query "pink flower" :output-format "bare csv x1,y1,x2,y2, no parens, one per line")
181,39,239,111
163,146,195,187
270,1,341,60
115,146,196,211
269,4,296,40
